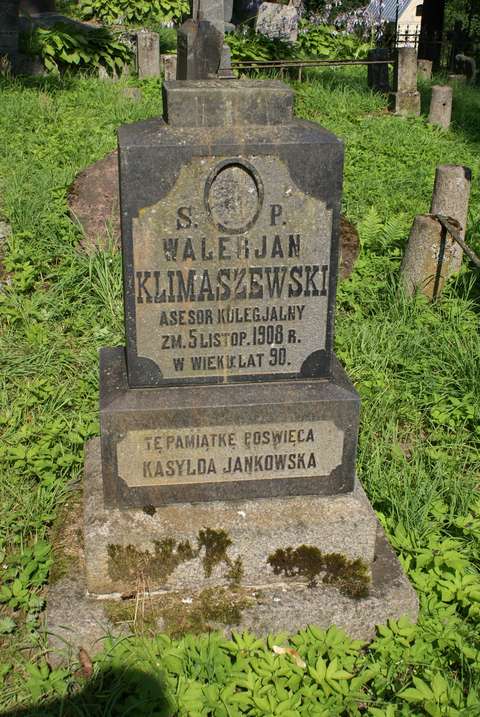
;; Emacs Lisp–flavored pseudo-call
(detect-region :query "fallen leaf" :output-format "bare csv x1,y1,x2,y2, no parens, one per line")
272,645,306,668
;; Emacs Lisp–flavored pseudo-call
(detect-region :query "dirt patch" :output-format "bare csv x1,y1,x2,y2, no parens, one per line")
68,150,120,253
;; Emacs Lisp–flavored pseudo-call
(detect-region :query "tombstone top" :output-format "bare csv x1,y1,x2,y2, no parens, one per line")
163,80,294,127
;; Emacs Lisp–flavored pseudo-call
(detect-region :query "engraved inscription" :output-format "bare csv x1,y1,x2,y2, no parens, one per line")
116,420,344,487
132,155,332,381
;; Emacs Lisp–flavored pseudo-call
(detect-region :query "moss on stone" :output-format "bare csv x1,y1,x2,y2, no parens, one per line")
107,537,195,583
197,527,232,577
105,587,254,639
267,544,370,598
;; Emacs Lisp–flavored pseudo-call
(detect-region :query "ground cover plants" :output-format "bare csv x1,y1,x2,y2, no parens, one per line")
0,67,479,714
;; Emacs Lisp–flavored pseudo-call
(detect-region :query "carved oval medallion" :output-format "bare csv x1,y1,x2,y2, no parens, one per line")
205,159,263,234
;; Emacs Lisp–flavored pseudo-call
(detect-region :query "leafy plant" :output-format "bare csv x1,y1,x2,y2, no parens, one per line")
80,0,189,25
20,23,132,74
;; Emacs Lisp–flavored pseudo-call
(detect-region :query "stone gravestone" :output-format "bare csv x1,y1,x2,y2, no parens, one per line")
177,0,232,79
255,1,299,43
74,77,418,639
136,30,160,78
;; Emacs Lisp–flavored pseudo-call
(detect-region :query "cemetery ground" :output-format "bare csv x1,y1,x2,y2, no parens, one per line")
0,69,479,715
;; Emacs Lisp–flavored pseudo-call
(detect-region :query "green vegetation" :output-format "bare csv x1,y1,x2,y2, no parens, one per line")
79,0,189,25
19,23,132,73
0,68,479,714
227,23,372,63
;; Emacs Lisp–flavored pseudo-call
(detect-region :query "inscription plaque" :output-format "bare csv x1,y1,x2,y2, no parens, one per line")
116,419,344,488
132,155,333,384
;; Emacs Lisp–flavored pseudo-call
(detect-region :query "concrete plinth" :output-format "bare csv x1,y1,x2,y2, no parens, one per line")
45,439,418,662
389,91,421,116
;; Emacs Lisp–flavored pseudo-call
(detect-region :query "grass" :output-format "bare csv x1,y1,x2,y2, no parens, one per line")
0,67,479,714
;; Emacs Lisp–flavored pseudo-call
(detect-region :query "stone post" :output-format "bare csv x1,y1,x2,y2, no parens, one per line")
136,30,160,79
389,47,420,116
417,59,432,80
0,0,19,67
400,214,460,299
367,48,390,93
161,54,178,81
428,85,453,130
430,164,472,274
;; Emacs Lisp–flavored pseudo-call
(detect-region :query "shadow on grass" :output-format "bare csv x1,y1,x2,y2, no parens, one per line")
0,72,79,93
1,667,175,717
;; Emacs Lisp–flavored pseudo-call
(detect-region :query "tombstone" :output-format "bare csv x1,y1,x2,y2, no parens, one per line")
389,47,420,116
417,58,432,80
177,0,226,80
63,75,420,642
255,1,298,43
161,53,178,81
367,48,390,93
136,30,160,79
428,85,453,130
0,0,19,68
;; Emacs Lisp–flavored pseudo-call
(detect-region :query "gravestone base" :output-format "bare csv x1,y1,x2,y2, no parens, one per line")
389,90,421,116
45,438,417,663
85,439,376,596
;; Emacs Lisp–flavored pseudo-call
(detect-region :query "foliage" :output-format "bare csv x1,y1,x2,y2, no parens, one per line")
80,0,189,25
19,23,132,74
0,66,479,713
227,23,372,63
297,22,372,59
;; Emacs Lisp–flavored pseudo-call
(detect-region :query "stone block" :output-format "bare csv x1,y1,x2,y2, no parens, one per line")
100,347,359,507
393,47,418,93
389,90,421,116
136,30,160,78
86,438,374,596
176,19,223,79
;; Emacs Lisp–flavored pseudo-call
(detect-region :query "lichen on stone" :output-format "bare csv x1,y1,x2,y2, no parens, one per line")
267,544,370,598
197,527,233,577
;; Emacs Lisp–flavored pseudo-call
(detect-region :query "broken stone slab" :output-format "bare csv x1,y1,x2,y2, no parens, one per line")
417,58,432,80
161,53,177,80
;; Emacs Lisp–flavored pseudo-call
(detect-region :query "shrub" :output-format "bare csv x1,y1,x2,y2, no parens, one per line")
80,0,189,26
20,23,132,74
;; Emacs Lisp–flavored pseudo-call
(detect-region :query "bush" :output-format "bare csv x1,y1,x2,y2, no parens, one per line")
20,23,132,74
80,0,189,26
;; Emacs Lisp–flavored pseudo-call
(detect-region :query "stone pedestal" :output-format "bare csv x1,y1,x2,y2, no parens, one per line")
428,85,453,129
45,437,417,660
390,47,420,116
